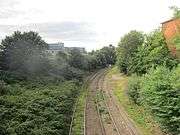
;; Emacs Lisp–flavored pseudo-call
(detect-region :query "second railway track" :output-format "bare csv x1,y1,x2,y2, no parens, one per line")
98,69,141,135
84,69,107,135
85,69,141,135
84,69,140,135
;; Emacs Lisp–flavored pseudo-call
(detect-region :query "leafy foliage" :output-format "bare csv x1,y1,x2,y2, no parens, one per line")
116,30,144,74
127,74,141,104
91,44,116,68
140,66,180,134
68,48,89,70
0,31,49,79
0,30,117,135
117,27,180,134
129,30,178,75
0,81,80,135
0,80,9,96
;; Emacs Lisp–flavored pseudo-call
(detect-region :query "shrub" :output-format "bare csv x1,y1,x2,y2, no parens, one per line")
140,66,180,134
128,30,179,75
0,81,80,135
0,80,8,95
116,30,144,74
127,75,141,104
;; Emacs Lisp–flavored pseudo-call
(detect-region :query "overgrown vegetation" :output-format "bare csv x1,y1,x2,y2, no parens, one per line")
108,67,164,135
116,9,180,134
117,30,178,75
127,74,141,104
69,82,87,135
141,66,180,134
116,30,144,74
0,31,116,135
0,81,79,135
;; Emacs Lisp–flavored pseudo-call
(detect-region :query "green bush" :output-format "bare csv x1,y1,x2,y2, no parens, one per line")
140,66,180,134
128,30,179,75
0,81,80,135
127,75,141,104
0,80,9,95
116,30,144,74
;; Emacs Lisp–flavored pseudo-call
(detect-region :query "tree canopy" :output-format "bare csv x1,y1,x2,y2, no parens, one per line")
0,31,49,79
116,30,144,74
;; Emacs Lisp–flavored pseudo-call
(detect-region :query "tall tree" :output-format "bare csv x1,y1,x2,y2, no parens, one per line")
0,31,49,78
116,30,144,74
91,44,116,68
68,48,88,70
129,30,178,75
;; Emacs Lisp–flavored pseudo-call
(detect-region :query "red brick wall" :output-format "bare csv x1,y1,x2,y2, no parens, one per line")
162,18,180,57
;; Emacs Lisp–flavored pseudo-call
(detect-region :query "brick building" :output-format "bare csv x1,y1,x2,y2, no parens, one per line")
162,18,180,58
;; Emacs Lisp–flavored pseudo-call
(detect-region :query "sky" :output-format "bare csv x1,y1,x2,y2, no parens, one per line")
0,0,180,51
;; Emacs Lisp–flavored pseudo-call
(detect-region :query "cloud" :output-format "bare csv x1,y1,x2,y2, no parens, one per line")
0,9,23,19
0,22,97,43
0,0,18,7
0,0,20,19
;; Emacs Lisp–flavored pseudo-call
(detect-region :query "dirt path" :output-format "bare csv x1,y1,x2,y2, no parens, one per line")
85,69,141,135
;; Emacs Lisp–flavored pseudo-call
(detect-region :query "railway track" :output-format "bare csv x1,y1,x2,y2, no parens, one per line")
69,72,99,135
84,69,107,135
71,69,141,135
99,70,141,135
96,70,121,135
85,69,122,135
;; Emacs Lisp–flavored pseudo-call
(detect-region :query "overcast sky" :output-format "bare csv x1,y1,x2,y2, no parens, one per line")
0,0,180,51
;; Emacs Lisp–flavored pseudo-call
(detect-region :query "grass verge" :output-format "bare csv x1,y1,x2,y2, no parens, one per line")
70,83,87,135
107,67,164,135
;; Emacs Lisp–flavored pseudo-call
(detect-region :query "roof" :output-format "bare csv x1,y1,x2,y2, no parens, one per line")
161,18,180,24
161,19,174,24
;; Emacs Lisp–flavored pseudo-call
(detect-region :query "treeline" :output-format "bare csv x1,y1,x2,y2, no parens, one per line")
116,29,180,135
0,31,116,81
0,31,116,82
0,31,116,135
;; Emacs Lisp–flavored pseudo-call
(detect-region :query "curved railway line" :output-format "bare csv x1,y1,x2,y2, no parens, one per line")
84,69,107,135
69,72,100,135
99,70,141,135
70,69,141,135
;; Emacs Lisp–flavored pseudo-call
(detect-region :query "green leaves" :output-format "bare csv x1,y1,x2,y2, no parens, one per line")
116,30,144,74
122,29,180,134
0,81,80,135
127,74,141,104
0,31,49,79
140,66,180,134
127,30,178,75
91,44,116,68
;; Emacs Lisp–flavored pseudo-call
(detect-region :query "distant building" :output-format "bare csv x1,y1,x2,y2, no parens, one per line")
65,47,86,54
47,42,86,55
47,42,65,55
162,18,180,58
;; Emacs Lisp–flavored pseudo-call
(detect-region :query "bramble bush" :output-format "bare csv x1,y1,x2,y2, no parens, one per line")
140,66,180,134
127,66,180,134
119,28,180,134
0,80,8,95
0,30,117,135
127,74,141,104
0,81,80,135
128,30,178,75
